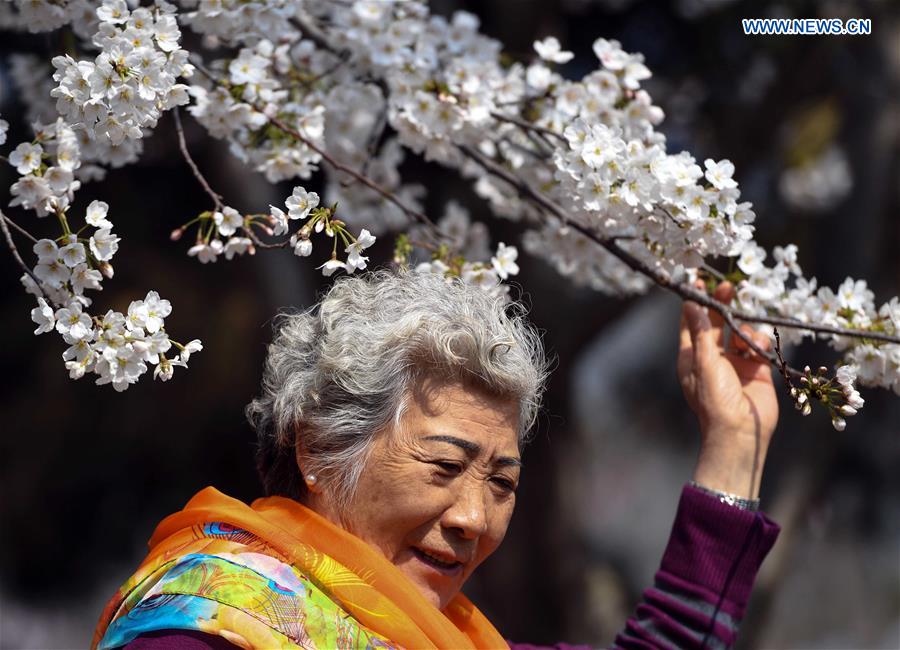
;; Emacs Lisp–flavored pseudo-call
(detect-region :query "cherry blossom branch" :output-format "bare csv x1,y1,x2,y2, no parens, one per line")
0,208,49,302
172,107,224,211
455,144,900,357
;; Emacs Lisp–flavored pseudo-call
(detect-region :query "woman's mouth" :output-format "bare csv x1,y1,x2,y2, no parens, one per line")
411,547,464,575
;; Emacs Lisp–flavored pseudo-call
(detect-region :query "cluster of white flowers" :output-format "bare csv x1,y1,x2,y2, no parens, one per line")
178,0,298,45
9,119,82,218
188,37,327,183
1,0,897,412
20,191,200,390
30,287,199,390
49,0,192,167
414,240,520,300
790,364,868,431
731,244,900,396
266,185,376,276
3,108,199,391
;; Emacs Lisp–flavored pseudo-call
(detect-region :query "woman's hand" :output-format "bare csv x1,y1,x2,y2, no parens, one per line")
677,281,779,499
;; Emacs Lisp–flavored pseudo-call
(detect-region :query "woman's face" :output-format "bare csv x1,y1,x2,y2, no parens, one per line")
313,380,521,610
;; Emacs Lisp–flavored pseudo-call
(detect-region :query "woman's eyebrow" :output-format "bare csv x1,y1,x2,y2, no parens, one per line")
423,434,480,453
422,435,522,467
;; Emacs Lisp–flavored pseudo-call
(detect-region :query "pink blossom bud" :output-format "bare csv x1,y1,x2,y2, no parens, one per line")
98,262,114,279
797,392,808,405
170,228,183,241
803,365,811,373
839,404,857,416
831,416,846,431
801,402,812,416
818,366,828,375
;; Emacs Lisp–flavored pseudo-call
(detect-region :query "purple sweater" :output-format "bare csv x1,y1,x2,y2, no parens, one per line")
120,485,780,649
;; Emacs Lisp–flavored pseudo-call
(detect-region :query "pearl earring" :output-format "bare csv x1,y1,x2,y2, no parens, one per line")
305,474,317,487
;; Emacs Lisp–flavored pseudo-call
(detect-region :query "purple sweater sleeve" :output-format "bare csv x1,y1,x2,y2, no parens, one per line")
609,484,780,649
509,485,780,650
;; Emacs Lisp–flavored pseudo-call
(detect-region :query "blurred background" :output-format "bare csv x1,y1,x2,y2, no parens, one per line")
1,0,899,648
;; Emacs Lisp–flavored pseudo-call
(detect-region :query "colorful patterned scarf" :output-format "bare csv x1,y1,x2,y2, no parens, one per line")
93,487,508,649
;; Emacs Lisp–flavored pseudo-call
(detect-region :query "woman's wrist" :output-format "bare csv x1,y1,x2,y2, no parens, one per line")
693,426,771,500
687,480,760,511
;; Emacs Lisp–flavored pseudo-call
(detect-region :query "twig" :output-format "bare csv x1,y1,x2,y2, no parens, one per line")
242,225,290,250
772,328,797,386
172,107,224,211
265,112,440,232
701,263,726,281
0,208,50,303
2,213,38,243
490,111,566,144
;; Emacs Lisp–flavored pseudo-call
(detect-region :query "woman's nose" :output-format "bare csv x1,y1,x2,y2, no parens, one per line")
441,479,489,539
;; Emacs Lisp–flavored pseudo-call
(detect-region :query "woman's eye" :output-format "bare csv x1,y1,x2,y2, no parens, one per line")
491,477,517,493
434,461,462,474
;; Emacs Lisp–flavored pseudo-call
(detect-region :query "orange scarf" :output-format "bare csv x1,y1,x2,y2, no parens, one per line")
100,487,507,649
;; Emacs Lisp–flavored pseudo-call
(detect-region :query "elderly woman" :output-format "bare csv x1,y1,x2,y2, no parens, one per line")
93,269,780,649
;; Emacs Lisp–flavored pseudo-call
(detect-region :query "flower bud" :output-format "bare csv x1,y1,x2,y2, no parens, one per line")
98,262,114,279
801,402,812,416
831,416,846,431
790,387,798,398
804,365,811,373
797,392,808,405
839,404,857,416
811,377,819,386
170,228,183,241
818,366,828,375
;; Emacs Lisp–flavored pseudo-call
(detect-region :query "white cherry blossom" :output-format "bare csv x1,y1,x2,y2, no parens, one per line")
31,297,55,334
534,37,574,64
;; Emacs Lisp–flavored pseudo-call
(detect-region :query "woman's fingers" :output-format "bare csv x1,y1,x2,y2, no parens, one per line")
683,300,717,367
678,308,695,380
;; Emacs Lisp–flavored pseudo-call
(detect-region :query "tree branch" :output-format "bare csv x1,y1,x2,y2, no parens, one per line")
172,107,224,211
455,143,900,362
2,212,37,243
1,209,50,303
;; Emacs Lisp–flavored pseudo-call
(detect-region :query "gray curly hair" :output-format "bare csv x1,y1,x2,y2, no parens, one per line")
246,269,549,509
